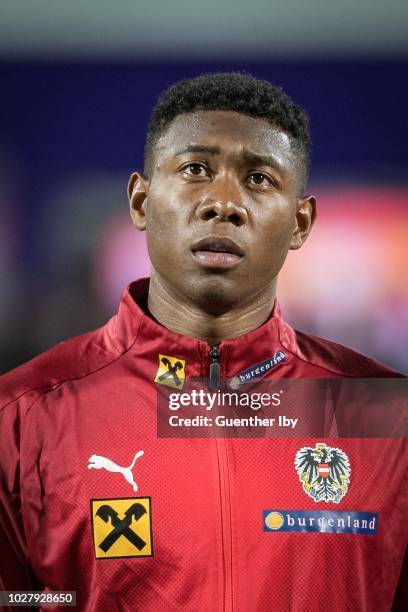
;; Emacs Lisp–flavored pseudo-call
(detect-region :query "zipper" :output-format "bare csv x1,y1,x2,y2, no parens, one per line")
209,345,233,611
215,436,233,612
209,345,221,390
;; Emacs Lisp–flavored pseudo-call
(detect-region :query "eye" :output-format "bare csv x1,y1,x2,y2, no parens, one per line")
182,162,210,177
246,172,273,186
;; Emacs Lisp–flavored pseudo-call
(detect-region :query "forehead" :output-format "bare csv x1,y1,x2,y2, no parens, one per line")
155,110,295,165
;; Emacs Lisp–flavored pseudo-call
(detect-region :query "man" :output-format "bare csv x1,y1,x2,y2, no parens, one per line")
0,73,406,611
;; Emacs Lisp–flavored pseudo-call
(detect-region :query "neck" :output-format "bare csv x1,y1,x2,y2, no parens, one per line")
147,272,277,345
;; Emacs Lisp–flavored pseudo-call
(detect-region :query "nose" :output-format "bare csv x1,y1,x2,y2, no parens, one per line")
195,177,248,226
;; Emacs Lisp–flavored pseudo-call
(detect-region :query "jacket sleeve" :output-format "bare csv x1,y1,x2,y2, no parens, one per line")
0,398,42,608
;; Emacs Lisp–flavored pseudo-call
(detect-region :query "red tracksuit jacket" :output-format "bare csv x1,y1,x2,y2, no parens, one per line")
0,278,406,611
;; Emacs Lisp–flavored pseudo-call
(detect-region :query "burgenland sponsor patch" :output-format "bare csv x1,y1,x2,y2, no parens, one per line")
263,510,378,535
229,351,287,389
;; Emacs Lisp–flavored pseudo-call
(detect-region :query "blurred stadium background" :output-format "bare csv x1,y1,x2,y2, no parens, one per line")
1,0,407,374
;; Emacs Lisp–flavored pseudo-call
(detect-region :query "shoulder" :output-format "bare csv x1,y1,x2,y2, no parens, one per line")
292,328,405,378
0,320,123,411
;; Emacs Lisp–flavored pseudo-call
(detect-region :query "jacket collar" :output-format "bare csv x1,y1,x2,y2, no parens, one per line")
109,278,297,382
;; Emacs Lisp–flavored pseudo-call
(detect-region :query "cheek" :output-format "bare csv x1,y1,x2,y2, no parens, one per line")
144,191,187,263
145,208,170,263
256,198,295,238
251,202,296,268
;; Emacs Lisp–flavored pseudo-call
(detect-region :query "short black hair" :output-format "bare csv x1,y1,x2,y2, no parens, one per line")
144,72,311,189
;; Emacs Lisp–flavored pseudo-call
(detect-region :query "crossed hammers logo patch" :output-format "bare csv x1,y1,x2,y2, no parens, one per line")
154,354,186,389
91,498,153,559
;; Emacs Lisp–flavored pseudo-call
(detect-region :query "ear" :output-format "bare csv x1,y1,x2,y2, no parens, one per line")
289,195,317,250
128,172,150,231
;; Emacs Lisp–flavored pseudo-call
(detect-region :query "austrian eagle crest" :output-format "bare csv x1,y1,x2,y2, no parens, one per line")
294,443,351,503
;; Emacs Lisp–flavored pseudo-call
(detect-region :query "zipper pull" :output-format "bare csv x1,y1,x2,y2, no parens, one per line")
209,345,220,390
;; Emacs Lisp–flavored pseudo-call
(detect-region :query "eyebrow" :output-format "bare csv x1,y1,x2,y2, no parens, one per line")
241,149,283,173
174,145,283,173
175,145,221,156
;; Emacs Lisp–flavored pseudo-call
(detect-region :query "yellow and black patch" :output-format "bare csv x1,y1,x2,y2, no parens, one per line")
154,354,186,389
91,497,153,559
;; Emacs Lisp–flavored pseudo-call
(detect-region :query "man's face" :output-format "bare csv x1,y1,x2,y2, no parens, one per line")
129,110,315,313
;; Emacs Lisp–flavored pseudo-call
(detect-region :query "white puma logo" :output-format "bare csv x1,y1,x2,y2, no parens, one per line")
87,451,144,492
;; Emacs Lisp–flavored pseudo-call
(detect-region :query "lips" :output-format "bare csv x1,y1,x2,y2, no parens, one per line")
191,236,244,269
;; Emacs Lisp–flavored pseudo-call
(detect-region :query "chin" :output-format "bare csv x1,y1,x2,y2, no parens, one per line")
185,275,246,315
